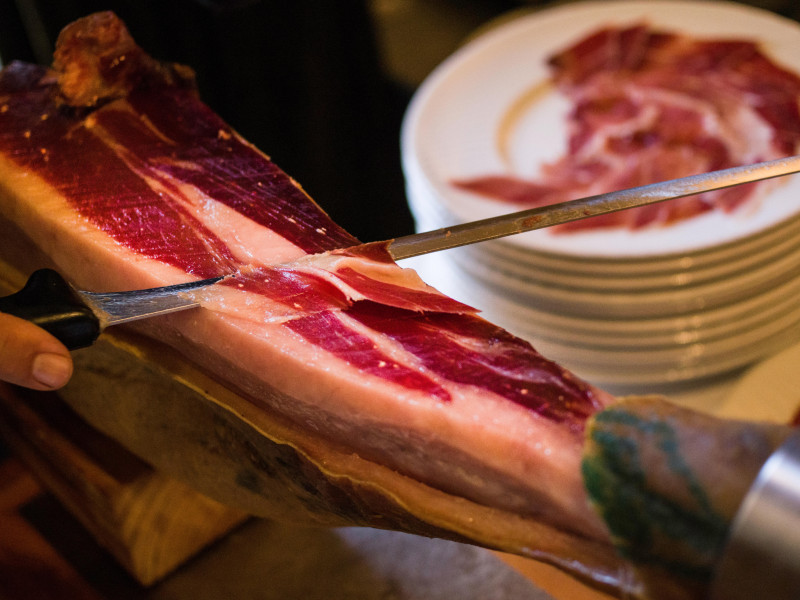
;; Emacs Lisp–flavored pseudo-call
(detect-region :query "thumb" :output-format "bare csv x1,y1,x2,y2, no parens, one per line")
0,312,73,390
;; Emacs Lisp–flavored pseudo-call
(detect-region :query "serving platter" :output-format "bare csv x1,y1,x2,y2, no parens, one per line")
403,0,800,259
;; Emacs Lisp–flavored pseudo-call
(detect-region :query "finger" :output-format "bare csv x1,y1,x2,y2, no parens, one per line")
0,313,73,390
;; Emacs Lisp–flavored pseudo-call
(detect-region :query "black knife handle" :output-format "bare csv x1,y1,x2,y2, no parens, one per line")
0,269,101,350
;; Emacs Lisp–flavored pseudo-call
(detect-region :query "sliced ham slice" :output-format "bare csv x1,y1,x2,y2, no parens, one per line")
453,24,800,231
0,13,793,600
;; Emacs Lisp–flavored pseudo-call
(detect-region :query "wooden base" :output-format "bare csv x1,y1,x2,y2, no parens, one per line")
0,384,247,586
0,258,250,585
496,552,617,600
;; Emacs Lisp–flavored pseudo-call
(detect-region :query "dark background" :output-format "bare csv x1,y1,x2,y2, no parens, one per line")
2,0,800,244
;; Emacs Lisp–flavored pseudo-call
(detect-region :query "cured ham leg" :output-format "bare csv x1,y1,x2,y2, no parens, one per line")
0,9,620,589
0,12,792,600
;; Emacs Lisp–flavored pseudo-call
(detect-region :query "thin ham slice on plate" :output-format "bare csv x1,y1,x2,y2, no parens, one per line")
0,12,794,600
453,23,800,232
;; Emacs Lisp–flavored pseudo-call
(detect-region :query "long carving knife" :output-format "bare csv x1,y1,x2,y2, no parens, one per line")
2,154,800,350
386,154,800,260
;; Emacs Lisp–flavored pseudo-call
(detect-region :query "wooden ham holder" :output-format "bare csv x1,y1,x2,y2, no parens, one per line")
0,262,249,585
0,383,248,586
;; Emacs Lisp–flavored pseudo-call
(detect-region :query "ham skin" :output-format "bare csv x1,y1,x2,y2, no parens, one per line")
0,13,793,600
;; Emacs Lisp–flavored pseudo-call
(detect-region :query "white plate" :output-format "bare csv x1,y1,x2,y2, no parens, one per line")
402,0,800,259
462,233,800,305
457,247,800,319
469,284,800,350
532,316,800,390
473,214,800,291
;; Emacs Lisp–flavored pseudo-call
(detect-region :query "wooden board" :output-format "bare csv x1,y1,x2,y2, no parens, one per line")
497,552,616,600
0,444,586,600
0,383,247,586
0,383,612,599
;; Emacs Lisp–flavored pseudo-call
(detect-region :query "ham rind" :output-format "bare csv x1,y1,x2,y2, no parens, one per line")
583,398,793,600
0,10,626,590
453,24,800,231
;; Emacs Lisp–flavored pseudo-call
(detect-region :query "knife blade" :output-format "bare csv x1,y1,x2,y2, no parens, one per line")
386,154,800,260
0,269,223,350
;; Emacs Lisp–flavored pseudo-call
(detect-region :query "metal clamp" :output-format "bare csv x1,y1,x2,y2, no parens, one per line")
711,432,800,599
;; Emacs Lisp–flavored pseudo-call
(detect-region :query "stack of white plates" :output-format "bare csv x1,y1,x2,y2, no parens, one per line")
400,0,800,393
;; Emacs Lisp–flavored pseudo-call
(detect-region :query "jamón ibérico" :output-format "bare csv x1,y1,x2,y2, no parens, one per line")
453,25,800,231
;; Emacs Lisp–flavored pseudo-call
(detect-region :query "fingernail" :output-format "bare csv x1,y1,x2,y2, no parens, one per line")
32,353,73,389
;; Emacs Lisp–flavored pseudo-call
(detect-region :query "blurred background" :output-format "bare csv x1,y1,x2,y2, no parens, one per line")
1,0,797,245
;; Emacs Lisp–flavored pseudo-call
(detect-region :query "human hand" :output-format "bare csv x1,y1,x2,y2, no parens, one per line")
0,312,73,390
